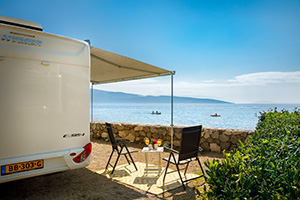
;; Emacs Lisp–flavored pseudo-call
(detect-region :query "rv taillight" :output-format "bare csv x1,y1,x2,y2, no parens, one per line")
73,143,92,163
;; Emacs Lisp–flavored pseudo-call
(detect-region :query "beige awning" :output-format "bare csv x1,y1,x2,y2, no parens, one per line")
90,46,174,84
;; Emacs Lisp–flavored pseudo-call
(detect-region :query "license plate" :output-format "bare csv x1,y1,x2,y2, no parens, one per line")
1,160,44,176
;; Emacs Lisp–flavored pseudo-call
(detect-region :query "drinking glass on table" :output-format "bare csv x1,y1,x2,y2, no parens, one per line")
157,139,162,146
144,137,149,145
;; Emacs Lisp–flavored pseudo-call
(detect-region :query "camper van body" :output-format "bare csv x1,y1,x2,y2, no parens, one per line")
0,16,91,183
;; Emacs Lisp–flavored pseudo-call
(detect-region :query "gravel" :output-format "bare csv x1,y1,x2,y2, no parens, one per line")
0,139,223,200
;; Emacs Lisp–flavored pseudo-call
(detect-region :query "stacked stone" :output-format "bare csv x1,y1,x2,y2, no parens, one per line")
200,127,253,152
90,122,254,153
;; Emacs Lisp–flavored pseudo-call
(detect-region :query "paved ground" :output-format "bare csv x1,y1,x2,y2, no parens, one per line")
0,139,223,200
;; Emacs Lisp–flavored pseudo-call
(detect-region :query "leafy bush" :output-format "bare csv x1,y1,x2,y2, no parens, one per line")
199,108,300,199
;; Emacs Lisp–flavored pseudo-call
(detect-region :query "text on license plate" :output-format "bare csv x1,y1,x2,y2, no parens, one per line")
1,160,44,176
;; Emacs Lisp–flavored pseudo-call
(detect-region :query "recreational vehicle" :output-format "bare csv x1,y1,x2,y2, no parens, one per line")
0,16,91,183
0,16,174,184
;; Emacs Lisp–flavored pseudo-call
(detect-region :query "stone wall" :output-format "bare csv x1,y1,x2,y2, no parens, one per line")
90,122,254,153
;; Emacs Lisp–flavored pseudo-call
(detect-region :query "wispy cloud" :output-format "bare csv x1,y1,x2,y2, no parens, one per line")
93,71,300,103
228,71,300,86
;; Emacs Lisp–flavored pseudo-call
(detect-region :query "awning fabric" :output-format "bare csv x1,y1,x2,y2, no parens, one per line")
90,46,174,84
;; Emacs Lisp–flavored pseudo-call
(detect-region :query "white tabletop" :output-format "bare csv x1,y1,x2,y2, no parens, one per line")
142,146,164,153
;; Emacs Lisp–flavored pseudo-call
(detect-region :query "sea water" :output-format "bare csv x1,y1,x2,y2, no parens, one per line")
91,103,300,130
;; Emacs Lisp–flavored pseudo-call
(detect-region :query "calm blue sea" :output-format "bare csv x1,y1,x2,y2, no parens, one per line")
91,103,300,130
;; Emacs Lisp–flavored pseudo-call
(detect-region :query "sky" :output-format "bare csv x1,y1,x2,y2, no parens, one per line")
1,0,300,104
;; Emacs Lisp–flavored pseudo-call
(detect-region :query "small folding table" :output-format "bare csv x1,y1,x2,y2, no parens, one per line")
142,147,164,176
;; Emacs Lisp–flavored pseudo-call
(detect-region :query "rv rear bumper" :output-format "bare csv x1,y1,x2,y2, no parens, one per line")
0,146,91,184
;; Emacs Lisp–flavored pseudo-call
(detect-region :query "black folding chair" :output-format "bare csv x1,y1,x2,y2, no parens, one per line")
105,122,138,175
163,125,205,190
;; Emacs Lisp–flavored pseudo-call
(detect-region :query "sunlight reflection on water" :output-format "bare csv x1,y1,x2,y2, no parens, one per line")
92,103,299,130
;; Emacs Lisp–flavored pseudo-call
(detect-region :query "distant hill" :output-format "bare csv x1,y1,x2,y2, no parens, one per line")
91,89,233,104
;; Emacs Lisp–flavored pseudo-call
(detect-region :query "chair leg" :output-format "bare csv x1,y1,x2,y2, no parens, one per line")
124,146,138,171
196,157,206,181
123,154,131,165
184,162,190,175
105,150,114,172
163,154,171,188
176,163,186,190
110,153,121,175
111,146,123,175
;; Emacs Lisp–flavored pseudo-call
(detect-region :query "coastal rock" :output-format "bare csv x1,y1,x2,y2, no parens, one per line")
200,137,206,144
116,125,124,131
95,132,101,138
165,136,171,141
162,128,168,136
130,129,136,135
200,142,210,151
144,126,150,133
157,128,163,135
96,123,101,129
224,130,232,136
119,130,127,138
134,126,143,131
135,137,141,143
101,132,108,139
230,136,240,144
220,134,229,142
213,139,221,145
140,131,146,137
207,138,214,143
126,133,135,142
242,132,248,138
218,129,226,134
202,127,207,133
173,140,181,147
210,143,221,153
211,131,219,139
232,131,241,135
173,128,182,135
152,133,159,140
175,131,181,140
146,132,152,138
220,142,231,150
203,132,210,139
150,126,157,134
168,128,174,136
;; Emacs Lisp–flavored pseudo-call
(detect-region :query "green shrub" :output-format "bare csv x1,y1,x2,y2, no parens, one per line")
199,108,300,199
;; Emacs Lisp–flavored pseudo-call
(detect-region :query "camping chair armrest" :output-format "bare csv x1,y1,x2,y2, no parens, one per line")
164,146,179,154
116,138,131,144
116,137,127,141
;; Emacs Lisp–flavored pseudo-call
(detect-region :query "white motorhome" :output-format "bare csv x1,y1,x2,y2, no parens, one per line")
0,16,91,183
0,16,174,184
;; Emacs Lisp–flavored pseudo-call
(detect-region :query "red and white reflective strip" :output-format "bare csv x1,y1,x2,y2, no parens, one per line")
72,143,92,163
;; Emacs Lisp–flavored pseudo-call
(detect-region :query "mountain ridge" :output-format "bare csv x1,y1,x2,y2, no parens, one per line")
91,89,233,104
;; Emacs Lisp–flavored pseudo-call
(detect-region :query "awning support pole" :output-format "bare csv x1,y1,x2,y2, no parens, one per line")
171,73,174,149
